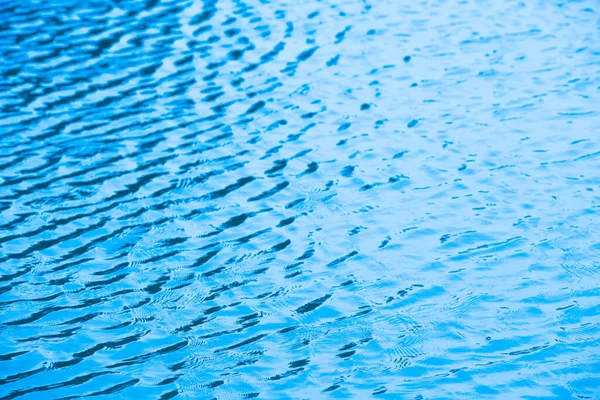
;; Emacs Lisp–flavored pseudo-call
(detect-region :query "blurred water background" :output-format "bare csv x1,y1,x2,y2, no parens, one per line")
0,0,599,398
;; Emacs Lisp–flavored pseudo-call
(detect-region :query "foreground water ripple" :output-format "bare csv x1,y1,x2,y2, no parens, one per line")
1,0,599,398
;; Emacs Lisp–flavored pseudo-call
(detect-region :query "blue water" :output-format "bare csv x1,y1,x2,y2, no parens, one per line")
1,0,599,398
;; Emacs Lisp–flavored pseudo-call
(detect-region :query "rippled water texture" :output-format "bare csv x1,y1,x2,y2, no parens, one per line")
1,0,599,398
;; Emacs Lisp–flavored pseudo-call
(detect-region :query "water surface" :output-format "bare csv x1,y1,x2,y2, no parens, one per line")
1,0,599,398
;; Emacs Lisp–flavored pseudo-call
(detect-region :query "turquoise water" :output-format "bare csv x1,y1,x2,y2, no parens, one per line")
1,0,599,398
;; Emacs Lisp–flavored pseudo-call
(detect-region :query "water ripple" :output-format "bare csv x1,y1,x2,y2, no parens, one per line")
1,0,599,398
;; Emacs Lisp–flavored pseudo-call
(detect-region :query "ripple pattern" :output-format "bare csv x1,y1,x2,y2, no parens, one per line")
1,0,599,398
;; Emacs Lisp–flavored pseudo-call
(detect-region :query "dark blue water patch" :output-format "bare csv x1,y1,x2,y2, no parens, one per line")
0,0,599,399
